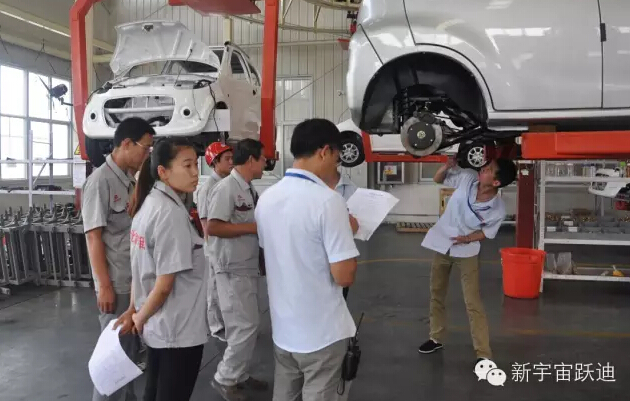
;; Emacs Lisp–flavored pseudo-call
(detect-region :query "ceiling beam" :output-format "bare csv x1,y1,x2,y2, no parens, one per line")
0,2,114,52
0,31,71,60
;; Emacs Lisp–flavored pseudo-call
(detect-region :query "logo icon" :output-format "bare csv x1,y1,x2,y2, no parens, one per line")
475,359,506,386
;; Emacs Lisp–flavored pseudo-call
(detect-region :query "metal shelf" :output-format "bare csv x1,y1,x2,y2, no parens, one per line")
0,159,75,164
545,176,630,183
0,190,75,196
543,272,630,283
544,232,630,246
537,160,630,291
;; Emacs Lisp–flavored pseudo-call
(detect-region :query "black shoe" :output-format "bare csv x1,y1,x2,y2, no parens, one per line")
418,339,443,354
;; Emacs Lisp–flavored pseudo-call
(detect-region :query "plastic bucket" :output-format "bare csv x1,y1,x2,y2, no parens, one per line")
500,248,547,299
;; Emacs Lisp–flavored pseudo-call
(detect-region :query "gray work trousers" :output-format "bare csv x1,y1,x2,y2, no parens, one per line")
214,273,260,386
93,293,140,401
206,256,225,335
272,339,351,401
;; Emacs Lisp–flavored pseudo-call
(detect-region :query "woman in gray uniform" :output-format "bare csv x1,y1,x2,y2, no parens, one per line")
119,138,208,401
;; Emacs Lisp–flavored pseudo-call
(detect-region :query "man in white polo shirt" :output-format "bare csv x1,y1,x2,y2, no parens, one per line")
256,118,360,401
418,156,517,365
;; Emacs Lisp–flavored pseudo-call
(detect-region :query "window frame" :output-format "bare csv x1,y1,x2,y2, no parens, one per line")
274,76,314,175
0,63,73,182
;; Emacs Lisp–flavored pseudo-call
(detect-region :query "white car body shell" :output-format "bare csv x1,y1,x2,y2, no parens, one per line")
84,20,261,141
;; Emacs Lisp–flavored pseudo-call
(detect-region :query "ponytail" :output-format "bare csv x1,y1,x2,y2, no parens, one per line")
128,137,197,218
129,157,155,217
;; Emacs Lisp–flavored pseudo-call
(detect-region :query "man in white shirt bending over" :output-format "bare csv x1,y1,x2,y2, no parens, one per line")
256,118,360,401
418,156,516,366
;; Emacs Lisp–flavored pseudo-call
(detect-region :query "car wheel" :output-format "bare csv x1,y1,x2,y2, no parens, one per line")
457,142,487,170
339,132,365,168
85,137,108,168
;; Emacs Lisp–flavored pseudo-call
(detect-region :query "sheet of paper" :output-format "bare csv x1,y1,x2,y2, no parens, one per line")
88,320,143,397
346,188,399,241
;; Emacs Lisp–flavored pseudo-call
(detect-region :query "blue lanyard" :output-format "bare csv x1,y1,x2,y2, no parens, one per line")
285,172,317,183
467,181,490,226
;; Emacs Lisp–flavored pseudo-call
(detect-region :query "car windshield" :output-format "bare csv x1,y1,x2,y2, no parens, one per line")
123,60,218,78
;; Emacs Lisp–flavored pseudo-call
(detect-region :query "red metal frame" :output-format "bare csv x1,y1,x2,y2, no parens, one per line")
70,0,279,162
260,0,279,160
70,0,102,161
521,131,630,160
167,0,261,14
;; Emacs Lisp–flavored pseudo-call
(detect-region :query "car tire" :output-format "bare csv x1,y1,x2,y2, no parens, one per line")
457,141,487,170
85,137,107,168
339,132,365,168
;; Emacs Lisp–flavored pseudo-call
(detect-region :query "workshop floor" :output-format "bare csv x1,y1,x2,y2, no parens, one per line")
1,225,629,401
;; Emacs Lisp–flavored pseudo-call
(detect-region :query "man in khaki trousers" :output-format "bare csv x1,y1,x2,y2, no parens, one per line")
417,157,516,364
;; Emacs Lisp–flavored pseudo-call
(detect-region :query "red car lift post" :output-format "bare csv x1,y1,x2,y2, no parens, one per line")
70,0,280,203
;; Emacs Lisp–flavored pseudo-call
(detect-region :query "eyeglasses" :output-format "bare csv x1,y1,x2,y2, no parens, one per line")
135,142,153,153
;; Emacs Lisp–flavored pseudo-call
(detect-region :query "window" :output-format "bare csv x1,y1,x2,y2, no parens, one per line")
51,78,72,122
29,73,51,120
1,66,25,116
273,77,313,175
0,117,26,179
0,64,72,180
31,121,50,176
248,62,261,87
230,52,250,82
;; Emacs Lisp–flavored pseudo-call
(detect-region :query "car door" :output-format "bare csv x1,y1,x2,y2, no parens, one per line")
403,0,603,111
599,0,630,108
218,47,260,140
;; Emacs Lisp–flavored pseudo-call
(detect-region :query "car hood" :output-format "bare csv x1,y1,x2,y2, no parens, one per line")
109,20,221,76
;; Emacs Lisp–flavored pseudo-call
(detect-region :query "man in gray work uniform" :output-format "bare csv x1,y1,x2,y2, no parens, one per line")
207,138,268,401
81,117,155,401
197,141,234,341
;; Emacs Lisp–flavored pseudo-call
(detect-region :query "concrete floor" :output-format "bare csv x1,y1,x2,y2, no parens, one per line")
1,225,629,401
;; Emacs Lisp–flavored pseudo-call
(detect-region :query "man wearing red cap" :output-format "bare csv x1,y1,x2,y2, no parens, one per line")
196,141,234,342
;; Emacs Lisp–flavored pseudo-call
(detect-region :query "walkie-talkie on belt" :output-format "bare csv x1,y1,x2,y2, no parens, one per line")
338,312,365,395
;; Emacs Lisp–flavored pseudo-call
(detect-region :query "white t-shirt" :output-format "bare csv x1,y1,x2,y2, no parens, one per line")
255,168,360,353
422,168,506,258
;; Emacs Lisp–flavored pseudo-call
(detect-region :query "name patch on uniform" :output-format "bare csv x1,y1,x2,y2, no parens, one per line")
235,194,253,211
130,230,146,249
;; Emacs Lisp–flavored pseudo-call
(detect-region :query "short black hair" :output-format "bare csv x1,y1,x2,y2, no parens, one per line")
233,138,264,166
290,118,342,159
113,117,156,147
494,158,517,188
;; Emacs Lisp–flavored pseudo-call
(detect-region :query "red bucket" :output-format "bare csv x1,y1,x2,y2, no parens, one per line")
500,248,546,299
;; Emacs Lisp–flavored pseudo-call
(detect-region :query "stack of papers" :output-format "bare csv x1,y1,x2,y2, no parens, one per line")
347,188,400,241
88,321,143,396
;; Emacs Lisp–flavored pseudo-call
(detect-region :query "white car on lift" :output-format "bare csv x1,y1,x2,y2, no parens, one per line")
83,20,262,167
347,0,630,166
